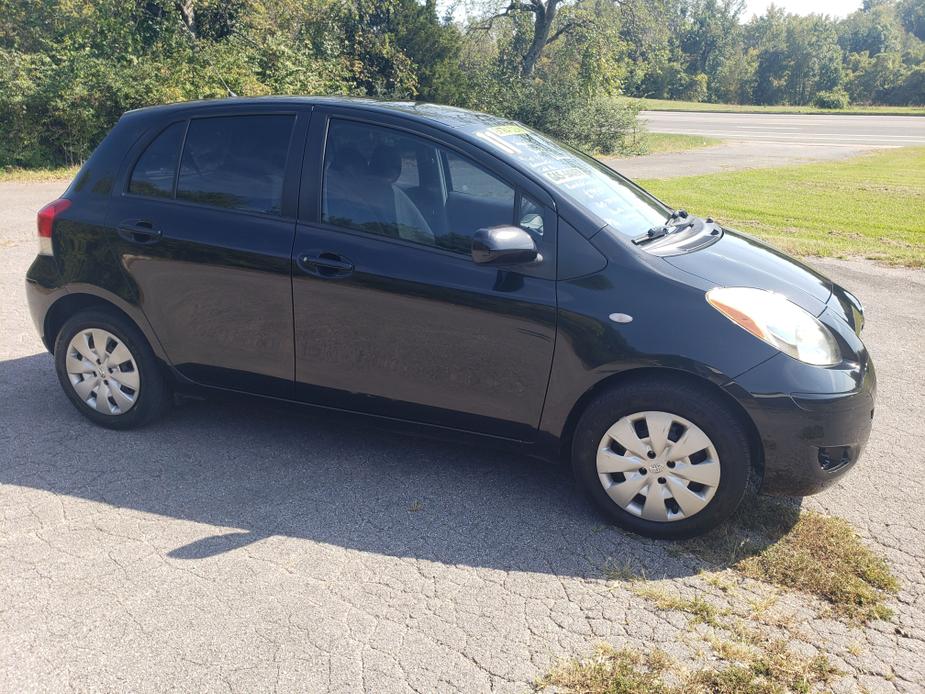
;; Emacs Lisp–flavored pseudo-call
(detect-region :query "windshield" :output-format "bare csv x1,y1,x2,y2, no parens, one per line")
470,123,670,237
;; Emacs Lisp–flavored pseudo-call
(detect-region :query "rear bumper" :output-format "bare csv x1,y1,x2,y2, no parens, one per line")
25,254,62,352
726,353,876,497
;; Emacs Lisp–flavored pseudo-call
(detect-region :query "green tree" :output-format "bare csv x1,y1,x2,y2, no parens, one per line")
785,15,843,104
839,1,902,55
899,0,925,40
384,0,466,101
681,0,745,88
748,6,789,104
846,50,906,102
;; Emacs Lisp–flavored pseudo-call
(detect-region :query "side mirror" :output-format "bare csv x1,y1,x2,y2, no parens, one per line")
471,225,538,266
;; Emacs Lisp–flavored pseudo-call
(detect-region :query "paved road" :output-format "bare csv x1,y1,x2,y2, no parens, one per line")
642,111,925,147
1,181,924,692
608,110,925,179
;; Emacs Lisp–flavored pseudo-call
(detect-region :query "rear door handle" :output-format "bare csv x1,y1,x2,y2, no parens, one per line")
297,251,354,278
117,220,163,244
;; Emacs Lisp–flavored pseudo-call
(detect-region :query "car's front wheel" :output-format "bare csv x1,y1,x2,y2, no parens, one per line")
572,378,753,539
54,309,169,429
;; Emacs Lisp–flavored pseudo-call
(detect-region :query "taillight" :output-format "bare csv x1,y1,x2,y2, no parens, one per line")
36,198,71,256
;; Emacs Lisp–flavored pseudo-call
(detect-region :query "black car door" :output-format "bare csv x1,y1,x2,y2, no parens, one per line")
291,110,557,440
107,107,310,398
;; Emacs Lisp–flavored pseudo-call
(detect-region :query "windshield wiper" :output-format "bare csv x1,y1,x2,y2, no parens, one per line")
666,208,689,224
633,225,671,244
633,217,696,245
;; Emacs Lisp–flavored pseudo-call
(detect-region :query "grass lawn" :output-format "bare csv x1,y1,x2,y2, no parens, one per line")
636,97,925,116
0,165,80,183
641,132,723,154
640,147,925,267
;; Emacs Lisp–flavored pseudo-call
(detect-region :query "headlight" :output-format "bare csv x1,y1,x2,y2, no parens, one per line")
706,287,841,366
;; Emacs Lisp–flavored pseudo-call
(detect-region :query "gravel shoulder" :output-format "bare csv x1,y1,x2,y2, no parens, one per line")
1,181,923,692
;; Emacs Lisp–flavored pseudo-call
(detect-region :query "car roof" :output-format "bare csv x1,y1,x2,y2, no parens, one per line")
125,96,514,138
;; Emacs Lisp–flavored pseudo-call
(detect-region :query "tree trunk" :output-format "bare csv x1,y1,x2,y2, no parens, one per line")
522,1,559,78
175,0,196,38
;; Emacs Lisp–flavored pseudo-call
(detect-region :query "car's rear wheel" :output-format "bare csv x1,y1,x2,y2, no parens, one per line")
572,378,753,539
54,309,168,429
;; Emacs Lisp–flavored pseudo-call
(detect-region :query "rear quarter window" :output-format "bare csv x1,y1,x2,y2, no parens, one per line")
128,122,185,198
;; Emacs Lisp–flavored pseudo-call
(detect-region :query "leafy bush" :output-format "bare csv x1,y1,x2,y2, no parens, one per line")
814,88,851,109
893,66,925,105
563,96,643,155
4,0,925,169
487,78,642,156
0,0,647,168
680,73,709,102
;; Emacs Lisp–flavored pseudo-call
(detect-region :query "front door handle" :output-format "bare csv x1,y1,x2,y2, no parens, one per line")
297,251,354,278
117,220,163,244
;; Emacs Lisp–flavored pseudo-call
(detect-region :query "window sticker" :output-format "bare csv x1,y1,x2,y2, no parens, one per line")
486,124,529,137
541,167,586,185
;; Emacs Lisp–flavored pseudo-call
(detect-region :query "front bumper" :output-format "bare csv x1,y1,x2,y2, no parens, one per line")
725,306,876,496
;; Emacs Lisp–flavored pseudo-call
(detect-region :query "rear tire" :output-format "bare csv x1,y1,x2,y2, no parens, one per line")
572,378,753,539
54,309,169,429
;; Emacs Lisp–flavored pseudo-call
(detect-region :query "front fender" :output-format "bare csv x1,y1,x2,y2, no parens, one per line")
537,238,776,450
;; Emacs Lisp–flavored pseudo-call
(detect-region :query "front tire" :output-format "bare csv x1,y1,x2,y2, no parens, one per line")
572,378,753,539
54,309,169,429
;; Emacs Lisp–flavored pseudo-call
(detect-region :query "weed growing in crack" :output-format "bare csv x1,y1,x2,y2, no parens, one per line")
630,584,726,627
536,636,838,694
680,498,899,622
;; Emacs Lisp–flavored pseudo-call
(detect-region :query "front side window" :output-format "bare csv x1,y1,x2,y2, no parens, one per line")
177,115,294,215
322,119,528,256
129,122,185,198
444,150,514,203
322,120,440,247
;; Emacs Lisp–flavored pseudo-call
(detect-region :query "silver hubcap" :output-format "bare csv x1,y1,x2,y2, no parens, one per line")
596,411,721,522
66,328,140,415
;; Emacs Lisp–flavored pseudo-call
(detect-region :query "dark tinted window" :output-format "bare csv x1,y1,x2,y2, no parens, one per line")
129,122,184,198
322,120,439,246
177,115,294,215
322,119,517,255
395,149,420,188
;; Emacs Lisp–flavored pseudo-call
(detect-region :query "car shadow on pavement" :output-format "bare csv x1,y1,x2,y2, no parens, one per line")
1,353,801,580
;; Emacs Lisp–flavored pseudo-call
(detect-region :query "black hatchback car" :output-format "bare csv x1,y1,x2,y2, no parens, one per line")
26,97,875,538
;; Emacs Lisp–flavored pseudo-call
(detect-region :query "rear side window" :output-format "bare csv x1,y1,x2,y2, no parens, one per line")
129,122,185,198
177,115,294,215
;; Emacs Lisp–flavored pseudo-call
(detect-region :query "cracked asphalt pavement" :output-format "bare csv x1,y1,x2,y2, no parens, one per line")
1,181,924,692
